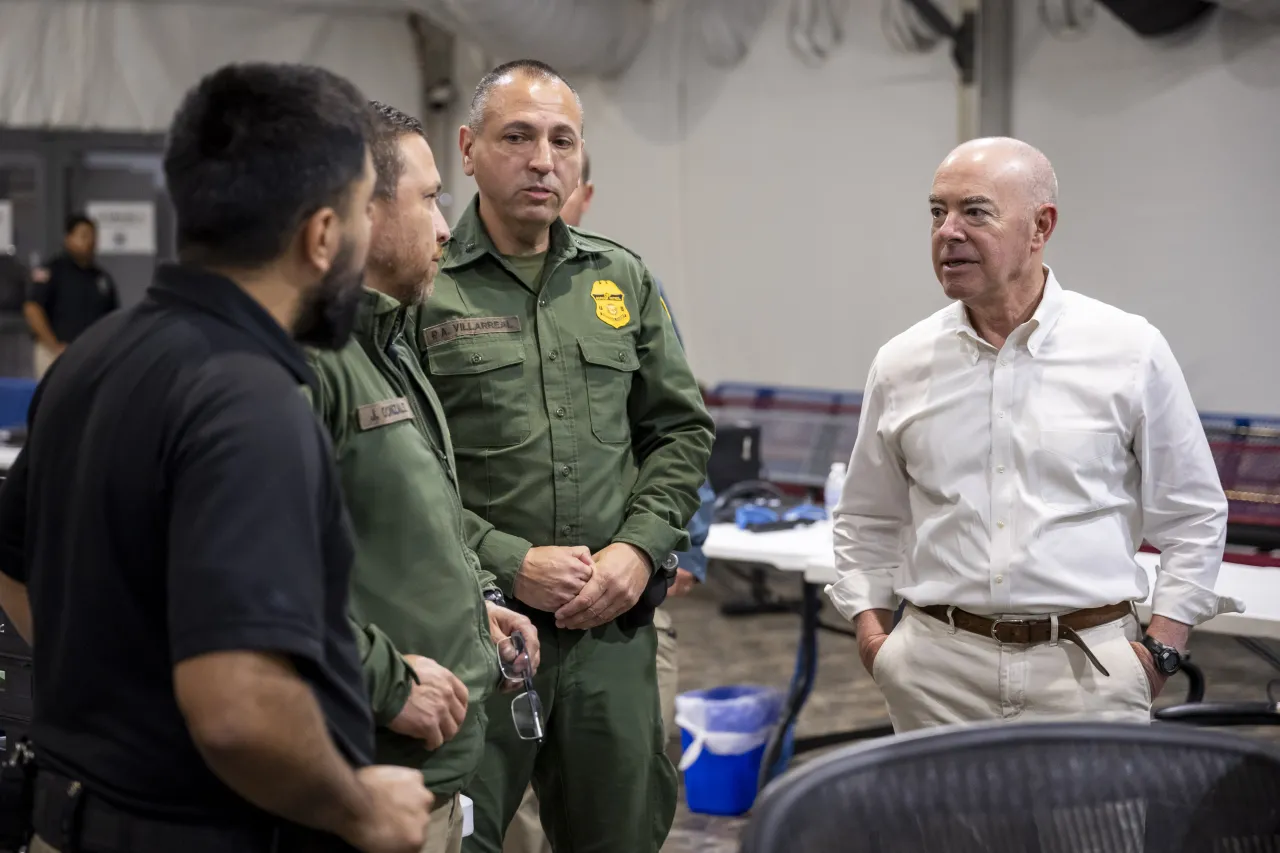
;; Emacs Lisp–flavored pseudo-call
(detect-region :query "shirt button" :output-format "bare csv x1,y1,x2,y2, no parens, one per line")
616,351,626,362
997,465,1005,473
561,525,571,535
998,412,1005,419
549,350,559,361
1000,359,1008,366
995,575,1004,584
561,465,571,476
539,299,548,307
555,407,566,418
997,521,1006,529
470,353,483,364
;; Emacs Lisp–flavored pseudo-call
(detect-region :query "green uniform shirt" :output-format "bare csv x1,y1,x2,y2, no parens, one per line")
306,288,498,797
410,196,715,597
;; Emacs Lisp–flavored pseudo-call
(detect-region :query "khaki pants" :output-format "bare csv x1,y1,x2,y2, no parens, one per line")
424,793,464,853
653,606,679,743
873,604,1152,732
500,608,680,853
33,342,58,380
502,786,551,853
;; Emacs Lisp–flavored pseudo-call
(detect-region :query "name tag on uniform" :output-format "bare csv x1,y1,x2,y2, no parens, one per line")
422,316,521,348
356,397,413,431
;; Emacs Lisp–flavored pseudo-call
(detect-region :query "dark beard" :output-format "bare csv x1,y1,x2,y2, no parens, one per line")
293,242,365,350
390,273,431,307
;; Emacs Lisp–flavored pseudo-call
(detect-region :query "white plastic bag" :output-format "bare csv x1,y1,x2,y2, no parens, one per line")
674,685,783,771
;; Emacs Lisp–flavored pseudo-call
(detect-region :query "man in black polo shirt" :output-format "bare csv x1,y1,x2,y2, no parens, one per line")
0,63,433,853
23,215,120,378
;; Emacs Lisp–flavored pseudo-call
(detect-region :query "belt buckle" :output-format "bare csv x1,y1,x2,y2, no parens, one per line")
989,618,1028,643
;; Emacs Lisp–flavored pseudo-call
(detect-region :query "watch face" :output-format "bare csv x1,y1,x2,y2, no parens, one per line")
1157,649,1180,675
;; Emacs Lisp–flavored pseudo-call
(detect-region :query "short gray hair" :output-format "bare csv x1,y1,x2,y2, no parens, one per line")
467,59,584,134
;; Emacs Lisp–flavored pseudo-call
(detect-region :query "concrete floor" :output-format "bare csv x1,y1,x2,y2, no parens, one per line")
660,565,1280,852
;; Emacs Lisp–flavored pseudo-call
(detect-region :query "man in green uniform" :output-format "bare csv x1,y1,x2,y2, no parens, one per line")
306,101,541,853
412,60,714,853
502,149,717,853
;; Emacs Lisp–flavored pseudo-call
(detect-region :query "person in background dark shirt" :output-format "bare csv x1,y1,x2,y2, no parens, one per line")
0,63,434,853
24,214,120,378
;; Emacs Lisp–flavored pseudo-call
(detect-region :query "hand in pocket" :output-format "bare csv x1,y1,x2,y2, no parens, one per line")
861,632,891,678
1130,641,1168,699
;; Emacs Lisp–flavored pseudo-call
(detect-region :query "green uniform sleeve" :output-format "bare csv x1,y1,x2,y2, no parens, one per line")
612,269,715,571
463,508,532,597
348,614,416,727
465,544,501,594
303,355,417,726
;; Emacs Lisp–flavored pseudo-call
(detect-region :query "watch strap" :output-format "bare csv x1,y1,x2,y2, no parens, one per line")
1142,634,1182,675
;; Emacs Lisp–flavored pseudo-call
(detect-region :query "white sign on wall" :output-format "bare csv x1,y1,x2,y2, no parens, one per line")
85,201,156,255
0,200,12,254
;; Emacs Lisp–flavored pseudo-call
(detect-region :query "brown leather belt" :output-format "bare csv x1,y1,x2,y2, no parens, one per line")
918,601,1132,677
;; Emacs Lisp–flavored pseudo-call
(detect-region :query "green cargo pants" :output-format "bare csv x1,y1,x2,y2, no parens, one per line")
463,617,678,853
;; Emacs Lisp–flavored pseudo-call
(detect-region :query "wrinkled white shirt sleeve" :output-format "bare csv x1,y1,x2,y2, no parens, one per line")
1136,330,1243,625
826,361,908,621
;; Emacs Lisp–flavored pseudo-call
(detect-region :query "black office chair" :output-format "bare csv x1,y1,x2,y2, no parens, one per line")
740,721,1280,853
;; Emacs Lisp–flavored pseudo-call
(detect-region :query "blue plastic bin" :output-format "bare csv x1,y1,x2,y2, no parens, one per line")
675,685,786,816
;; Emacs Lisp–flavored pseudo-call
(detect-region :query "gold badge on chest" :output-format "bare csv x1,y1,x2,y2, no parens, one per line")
591,280,630,329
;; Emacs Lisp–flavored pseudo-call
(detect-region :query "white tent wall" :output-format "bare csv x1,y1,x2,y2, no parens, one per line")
444,1,959,395
444,3,1280,414
0,0,421,131
2,1,1276,413
1012,8,1280,415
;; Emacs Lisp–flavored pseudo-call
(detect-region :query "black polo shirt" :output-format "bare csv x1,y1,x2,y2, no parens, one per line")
28,253,120,343
0,264,374,824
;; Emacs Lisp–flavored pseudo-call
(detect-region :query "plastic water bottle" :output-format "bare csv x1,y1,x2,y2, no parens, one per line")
824,462,847,516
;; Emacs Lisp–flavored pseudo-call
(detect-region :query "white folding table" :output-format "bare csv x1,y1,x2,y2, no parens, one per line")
703,521,1280,786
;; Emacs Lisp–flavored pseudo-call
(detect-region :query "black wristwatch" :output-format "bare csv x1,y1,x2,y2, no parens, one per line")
1141,635,1182,676
483,588,506,608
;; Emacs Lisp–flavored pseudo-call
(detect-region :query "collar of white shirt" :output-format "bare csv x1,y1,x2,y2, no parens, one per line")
946,265,1065,357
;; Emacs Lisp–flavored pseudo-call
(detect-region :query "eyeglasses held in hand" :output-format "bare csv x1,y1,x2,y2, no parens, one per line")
498,630,544,743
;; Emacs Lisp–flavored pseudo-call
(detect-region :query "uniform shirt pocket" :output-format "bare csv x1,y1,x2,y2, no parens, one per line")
578,335,639,444
1036,428,1125,511
427,340,530,448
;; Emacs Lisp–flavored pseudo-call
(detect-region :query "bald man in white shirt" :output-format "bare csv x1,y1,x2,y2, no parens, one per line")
827,137,1242,732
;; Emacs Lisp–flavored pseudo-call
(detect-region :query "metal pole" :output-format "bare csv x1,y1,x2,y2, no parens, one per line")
409,13,459,198
975,0,1015,138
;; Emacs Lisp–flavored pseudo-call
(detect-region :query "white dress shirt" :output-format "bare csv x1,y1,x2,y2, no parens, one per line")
827,267,1242,626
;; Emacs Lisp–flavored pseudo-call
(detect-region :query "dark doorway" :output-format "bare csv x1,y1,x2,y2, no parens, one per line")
0,129,172,377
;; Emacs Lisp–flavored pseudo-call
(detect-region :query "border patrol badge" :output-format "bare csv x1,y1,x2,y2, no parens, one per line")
591,280,630,329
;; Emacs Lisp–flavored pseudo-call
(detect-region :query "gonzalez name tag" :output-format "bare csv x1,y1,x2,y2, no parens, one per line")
357,397,413,431
422,316,521,348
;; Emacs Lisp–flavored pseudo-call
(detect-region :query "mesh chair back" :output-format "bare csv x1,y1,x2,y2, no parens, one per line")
741,722,1280,853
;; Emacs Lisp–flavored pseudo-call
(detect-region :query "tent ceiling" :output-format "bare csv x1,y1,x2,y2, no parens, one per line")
66,0,416,12
66,0,655,76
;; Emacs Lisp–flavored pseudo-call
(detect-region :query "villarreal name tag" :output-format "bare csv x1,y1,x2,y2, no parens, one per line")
357,397,413,431
422,316,522,348
591,280,631,329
